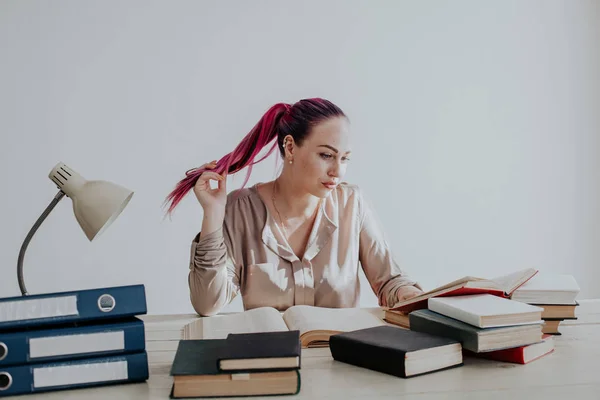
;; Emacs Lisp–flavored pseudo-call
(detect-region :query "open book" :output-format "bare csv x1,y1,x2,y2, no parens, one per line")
182,306,387,348
389,268,538,313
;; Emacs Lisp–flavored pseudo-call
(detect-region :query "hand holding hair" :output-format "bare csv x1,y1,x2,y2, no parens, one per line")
193,160,227,212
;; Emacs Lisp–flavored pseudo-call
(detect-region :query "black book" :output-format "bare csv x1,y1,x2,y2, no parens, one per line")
329,325,462,378
221,330,302,371
170,331,301,398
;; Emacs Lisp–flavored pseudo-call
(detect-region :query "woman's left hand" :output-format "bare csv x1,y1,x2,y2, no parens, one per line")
396,286,423,302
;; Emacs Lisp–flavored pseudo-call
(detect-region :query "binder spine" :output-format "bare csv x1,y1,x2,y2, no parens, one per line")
0,285,147,330
0,352,148,396
0,318,145,367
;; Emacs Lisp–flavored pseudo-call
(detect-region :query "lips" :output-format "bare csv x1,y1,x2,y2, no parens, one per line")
322,182,337,189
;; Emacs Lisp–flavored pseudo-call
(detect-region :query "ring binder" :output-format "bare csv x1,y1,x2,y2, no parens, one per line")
0,317,145,367
0,285,146,330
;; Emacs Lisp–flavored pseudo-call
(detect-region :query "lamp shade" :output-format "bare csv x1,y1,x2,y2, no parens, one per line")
48,162,134,241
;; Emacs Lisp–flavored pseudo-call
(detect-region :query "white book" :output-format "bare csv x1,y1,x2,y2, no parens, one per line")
510,273,580,305
428,294,544,328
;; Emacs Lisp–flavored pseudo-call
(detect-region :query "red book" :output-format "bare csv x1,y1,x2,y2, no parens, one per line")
468,334,554,364
388,268,538,314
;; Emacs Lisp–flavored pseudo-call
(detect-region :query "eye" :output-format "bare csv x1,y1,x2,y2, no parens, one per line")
342,156,351,162
319,153,333,160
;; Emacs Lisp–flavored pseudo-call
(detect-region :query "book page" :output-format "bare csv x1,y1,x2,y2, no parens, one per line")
182,307,289,340
281,306,384,336
388,275,483,310
419,275,484,295
485,268,538,293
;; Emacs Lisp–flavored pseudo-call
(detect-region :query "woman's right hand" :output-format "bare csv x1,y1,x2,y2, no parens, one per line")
193,160,227,212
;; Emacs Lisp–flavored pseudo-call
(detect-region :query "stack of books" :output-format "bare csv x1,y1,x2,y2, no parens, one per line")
326,293,552,377
170,330,302,398
384,269,580,365
407,294,554,364
0,285,149,397
510,273,580,335
383,268,540,332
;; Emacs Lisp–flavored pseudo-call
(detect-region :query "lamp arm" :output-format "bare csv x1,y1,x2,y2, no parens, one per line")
17,190,66,295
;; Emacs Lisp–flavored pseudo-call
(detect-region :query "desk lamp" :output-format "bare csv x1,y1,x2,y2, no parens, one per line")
17,162,134,295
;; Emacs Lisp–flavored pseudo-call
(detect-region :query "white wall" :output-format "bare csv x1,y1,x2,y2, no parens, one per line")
1,0,598,315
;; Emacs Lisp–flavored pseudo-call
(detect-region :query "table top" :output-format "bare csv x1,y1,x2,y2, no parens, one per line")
7,300,600,400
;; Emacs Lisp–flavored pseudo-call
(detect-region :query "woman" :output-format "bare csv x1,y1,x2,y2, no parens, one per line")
166,98,423,316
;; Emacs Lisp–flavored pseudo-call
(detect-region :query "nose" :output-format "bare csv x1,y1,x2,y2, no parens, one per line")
328,162,342,179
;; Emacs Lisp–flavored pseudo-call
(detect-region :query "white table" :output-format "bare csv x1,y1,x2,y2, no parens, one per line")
8,300,600,399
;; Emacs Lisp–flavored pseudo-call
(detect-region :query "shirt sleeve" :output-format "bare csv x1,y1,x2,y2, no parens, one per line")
188,224,241,317
357,187,421,307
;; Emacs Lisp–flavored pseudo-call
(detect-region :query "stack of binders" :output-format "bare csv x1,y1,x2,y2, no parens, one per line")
0,284,149,397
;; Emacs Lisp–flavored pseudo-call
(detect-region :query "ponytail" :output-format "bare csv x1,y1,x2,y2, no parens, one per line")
164,103,289,215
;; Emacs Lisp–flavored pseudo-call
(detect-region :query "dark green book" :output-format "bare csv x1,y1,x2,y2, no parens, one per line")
409,309,543,352
329,325,463,378
170,331,301,398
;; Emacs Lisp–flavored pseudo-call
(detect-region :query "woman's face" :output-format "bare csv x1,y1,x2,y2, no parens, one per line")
287,116,352,198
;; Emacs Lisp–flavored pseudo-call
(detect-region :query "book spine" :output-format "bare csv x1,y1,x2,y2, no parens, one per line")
329,335,407,378
0,318,145,367
0,285,147,330
0,352,148,396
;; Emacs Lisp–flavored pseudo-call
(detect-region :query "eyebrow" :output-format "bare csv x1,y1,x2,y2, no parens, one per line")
318,145,352,154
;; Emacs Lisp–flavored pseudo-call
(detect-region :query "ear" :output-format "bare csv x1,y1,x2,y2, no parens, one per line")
283,135,295,159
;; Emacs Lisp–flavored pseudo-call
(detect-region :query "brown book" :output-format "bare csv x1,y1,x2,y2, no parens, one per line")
537,303,578,320
171,371,299,398
542,320,563,335
384,310,410,329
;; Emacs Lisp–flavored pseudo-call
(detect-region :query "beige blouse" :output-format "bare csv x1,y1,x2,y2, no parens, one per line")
188,182,419,316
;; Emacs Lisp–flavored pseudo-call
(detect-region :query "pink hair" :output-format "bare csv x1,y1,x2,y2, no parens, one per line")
164,98,345,215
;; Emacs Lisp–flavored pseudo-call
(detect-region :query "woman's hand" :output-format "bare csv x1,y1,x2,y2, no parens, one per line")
396,285,423,302
193,160,227,212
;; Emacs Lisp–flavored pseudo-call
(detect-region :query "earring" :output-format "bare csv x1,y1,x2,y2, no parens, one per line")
289,159,293,164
